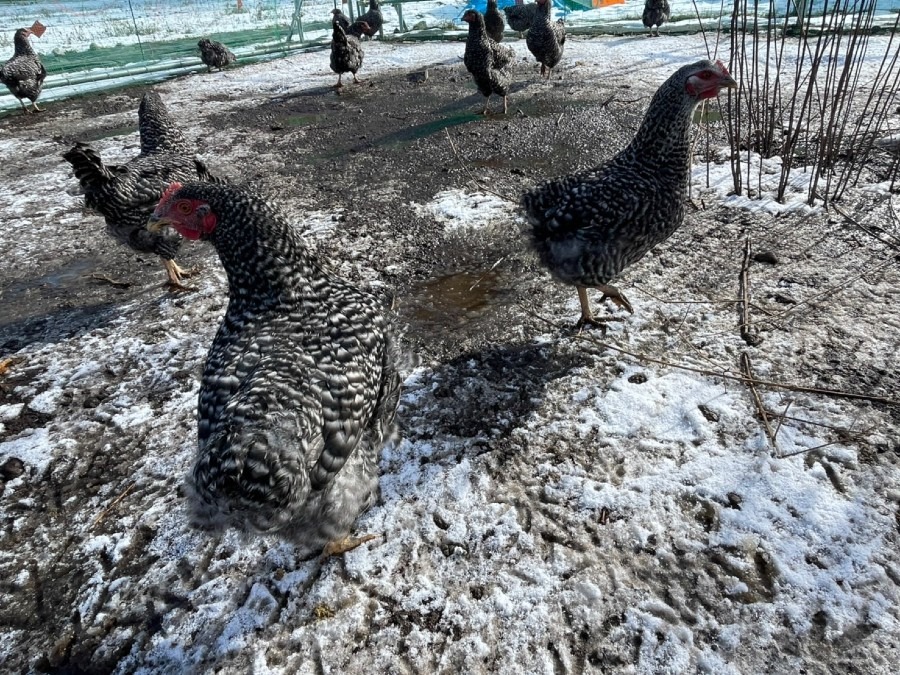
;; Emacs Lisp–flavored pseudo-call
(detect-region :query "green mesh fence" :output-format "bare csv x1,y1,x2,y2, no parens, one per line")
2,0,899,113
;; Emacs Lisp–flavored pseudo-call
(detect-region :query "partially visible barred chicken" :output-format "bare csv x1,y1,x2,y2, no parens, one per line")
484,0,506,42
504,2,538,36
63,92,219,289
331,8,352,31
331,21,367,88
198,38,236,72
147,182,404,558
1,28,46,114
642,0,670,37
522,60,736,330
357,0,383,38
462,9,514,115
526,0,565,79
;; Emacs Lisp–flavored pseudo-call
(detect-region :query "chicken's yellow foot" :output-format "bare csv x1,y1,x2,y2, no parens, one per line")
163,259,198,292
597,284,634,314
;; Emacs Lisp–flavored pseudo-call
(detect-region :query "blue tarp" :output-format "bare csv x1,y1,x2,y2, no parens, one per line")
464,0,575,17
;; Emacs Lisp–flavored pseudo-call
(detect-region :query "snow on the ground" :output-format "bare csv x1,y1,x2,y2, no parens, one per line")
1,30,899,674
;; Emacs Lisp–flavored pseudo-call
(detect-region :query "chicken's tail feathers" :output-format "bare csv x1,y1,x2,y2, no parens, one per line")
194,157,226,184
188,428,310,534
62,142,114,190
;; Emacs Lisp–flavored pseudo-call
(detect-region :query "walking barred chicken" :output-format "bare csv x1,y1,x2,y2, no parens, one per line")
357,0,383,38
462,9,515,115
642,0,670,37
147,182,404,558
330,21,367,88
198,38,236,72
522,60,737,330
1,28,46,114
63,92,220,290
526,0,565,79
484,0,506,43
331,8,352,31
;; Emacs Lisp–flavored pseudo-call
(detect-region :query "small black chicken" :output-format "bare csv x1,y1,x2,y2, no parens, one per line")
331,8,352,31
331,21,366,88
462,9,514,115
642,0,670,37
357,0,383,38
63,92,219,290
484,0,506,42
503,2,538,36
1,28,46,114
526,0,565,79
147,182,404,559
522,60,737,330
198,38,236,73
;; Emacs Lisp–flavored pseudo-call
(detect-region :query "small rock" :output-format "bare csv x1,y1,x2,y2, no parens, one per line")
726,492,743,509
628,373,647,384
0,457,26,481
772,292,797,305
698,405,719,422
753,251,779,264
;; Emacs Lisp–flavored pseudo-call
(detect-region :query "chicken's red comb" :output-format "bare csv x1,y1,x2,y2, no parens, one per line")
715,60,731,76
159,182,183,205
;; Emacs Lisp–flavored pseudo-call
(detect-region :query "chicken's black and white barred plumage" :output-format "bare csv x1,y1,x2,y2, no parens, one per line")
62,92,219,288
198,38,236,72
642,0,670,36
1,28,46,114
484,0,506,43
357,0,383,37
503,2,538,35
331,8,352,31
462,10,515,115
522,60,736,327
330,22,365,87
526,0,565,79
149,183,404,557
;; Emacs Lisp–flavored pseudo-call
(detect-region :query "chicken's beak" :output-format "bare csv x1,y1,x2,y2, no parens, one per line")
720,74,738,89
147,213,171,233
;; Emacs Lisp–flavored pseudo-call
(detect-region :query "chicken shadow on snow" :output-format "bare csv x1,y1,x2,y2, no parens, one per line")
398,340,588,445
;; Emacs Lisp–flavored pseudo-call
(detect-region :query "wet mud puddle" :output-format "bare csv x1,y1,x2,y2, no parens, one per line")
401,269,513,337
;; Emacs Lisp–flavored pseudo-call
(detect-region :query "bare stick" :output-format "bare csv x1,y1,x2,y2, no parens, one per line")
772,398,793,442
90,273,132,289
91,482,136,529
740,352,779,455
444,128,513,202
738,238,761,346
523,305,900,406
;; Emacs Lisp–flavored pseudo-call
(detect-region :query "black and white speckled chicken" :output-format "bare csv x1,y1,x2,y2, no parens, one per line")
357,0,383,38
526,0,565,79
642,0,670,37
147,182,404,558
63,92,219,290
522,60,736,330
462,9,514,115
331,21,366,88
484,0,506,42
198,38,236,72
331,8,352,31
503,2,538,36
1,28,46,114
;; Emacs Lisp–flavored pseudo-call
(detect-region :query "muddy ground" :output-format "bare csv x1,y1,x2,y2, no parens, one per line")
1,39,899,674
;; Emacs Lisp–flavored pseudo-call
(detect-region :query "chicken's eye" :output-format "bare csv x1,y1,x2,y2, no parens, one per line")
176,201,192,215
698,71,714,80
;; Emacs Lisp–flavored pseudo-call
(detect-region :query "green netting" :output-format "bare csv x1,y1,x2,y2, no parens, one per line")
2,0,899,113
